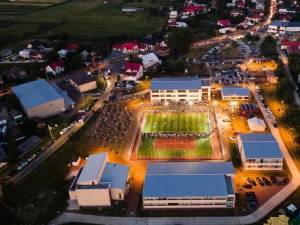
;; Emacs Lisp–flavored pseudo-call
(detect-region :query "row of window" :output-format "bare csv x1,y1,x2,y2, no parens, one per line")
144,196,228,201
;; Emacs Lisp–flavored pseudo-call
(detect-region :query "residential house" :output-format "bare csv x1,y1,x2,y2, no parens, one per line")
112,42,139,54
121,62,143,81
69,71,97,93
140,52,161,70
45,60,65,76
58,49,69,58
182,5,207,16
18,49,31,59
217,19,231,27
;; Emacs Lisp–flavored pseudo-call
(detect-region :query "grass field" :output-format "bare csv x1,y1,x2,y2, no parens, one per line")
138,137,212,160
143,112,210,133
0,0,166,40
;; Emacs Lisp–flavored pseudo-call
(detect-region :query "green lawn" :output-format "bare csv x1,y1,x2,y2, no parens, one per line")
143,112,210,133
137,137,212,160
0,0,166,40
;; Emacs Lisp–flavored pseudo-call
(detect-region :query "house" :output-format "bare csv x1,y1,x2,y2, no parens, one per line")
16,135,42,156
150,77,211,103
285,22,300,33
69,71,97,93
169,10,178,19
45,60,65,76
239,103,258,116
221,87,250,101
182,5,207,16
143,162,235,209
69,153,130,208
27,39,44,49
237,133,283,170
121,6,143,13
278,6,297,14
217,19,231,27
267,20,288,33
18,49,31,59
58,49,69,58
254,0,265,10
0,147,7,168
140,52,161,70
12,79,66,118
80,50,90,61
31,52,44,60
66,43,80,52
121,62,143,81
112,42,139,54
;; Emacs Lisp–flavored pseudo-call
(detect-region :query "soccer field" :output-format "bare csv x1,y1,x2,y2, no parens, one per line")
137,137,213,160
143,112,210,133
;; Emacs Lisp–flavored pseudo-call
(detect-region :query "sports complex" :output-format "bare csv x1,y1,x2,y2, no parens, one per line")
137,111,214,160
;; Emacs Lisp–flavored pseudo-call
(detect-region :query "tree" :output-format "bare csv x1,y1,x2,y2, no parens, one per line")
167,28,194,56
276,76,295,104
65,53,84,71
288,54,300,81
260,35,278,59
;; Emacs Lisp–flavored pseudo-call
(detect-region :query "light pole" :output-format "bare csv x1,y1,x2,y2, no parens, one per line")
48,125,54,139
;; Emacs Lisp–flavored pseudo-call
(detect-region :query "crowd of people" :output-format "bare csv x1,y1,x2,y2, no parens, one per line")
149,101,209,113
89,102,134,147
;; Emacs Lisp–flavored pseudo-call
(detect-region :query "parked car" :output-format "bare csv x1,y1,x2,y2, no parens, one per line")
247,178,257,186
256,177,265,186
262,177,272,186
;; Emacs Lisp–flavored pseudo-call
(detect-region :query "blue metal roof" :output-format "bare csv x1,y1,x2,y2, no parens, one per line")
287,22,300,27
147,162,235,175
270,20,288,27
221,87,249,97
151,78,209,91
12,79,63,109
101,163,129,189
143,174,230,197
239,133,283,159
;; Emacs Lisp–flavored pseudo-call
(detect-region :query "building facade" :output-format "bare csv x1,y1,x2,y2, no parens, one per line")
221,87,250,101
150,78,211,103
143,162,235,209
69,153,130,208
237,133,283,170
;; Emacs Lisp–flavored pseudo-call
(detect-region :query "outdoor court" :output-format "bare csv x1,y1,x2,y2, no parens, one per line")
143,112,210,133
137,137,212,160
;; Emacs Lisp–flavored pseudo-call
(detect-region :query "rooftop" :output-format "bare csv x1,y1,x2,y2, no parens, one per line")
12,79,63,109
77,153,107,185
151,77,209,91
143,174,232,197
101,163,129,189
221,86,249,97
69,71,96,86
239,133,283,159
147,162,235,175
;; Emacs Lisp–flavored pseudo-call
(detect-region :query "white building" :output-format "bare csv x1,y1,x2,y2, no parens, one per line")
150,77,211,103
221,87,250,101
143,162,235,209
247,117,266,132
69,71,97,93
140,52,161,70
69,153,130,208
18,49,31,59
12,79,66,118
237,133,283,170
268,21,300,34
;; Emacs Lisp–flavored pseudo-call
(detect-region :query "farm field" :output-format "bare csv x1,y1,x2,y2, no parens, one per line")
138,137,213,160
0,3,46,19
0,0,166,40
143,112,210,133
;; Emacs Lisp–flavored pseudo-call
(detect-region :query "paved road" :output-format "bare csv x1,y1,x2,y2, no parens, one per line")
8,79,113,185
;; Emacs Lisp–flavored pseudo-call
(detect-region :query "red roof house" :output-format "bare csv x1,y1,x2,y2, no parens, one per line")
112,42,139,54
66,43,80,52
122,62,143,81
45,60,65,75
217,19,231,27
183,5,207,15
281,38,300,50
